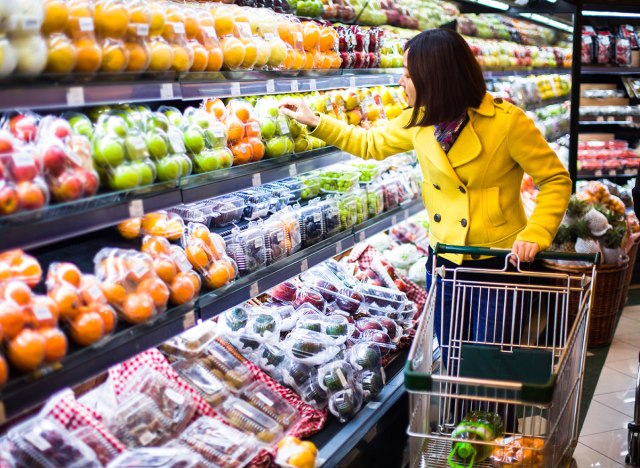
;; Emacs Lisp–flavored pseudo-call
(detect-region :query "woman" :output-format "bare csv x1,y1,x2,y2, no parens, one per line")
280,29,571,371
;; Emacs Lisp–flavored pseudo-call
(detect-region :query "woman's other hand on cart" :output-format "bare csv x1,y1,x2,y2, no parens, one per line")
510,241,540,266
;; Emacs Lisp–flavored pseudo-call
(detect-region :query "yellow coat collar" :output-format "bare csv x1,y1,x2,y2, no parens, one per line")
469,92,496,117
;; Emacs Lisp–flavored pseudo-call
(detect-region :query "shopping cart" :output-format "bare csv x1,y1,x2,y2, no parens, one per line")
404,244,599,468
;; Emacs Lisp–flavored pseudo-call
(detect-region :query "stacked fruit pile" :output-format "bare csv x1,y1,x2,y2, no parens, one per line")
457,14,560,46
466,36,569,69
578,139,640,176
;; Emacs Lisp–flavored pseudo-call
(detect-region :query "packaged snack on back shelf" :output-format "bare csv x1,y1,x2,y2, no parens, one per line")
172,359,230,408
200,340,253,391
108,446,206,467
107,393,174,448
241,381,299,428
217,396,284,444
177,416,259,467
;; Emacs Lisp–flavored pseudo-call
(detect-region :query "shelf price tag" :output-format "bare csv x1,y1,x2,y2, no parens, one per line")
266,79,275,94
288,164,297,177
290,80,299,92
252,173,262,187
182,310,196,330
160,83,174,100
349,76,357,88
358,232,366,243
391,215,398,225
594,170,603,177
250,282,260,298
309,79,317,91
336,240,343,254
66,87,85,107
128,199,144,218
388,75,396,85
300,259,309,273
230,82,241,97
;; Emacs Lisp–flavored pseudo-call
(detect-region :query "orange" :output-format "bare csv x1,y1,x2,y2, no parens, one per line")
166,219,184,241
0,302,26,339
100,281,127,306
319,28,337,52
79,276,108,305
128,2,150,26
184,10,200,40
234,105,251,123
241,38,257,69
283,48,296,70
247,137,264,161
125,41,150,72
94,0,130,39
13,256,42,287
122,293,155,324
149,4,166,36
95,303,116,334
220,36,245,70
117,217,141,239
125,258,153,283
74,38,102,74
231,142,252,165
70,310,104,346
0,262,10,282
3,281,32,306
137,278,169,309
42,0,70,35
148,39,173,72
29,296,60,329
8,329,46,372
141,212,166,236
226,118,244,142
206,99,226,119
190,41,208,72
142,236,171,257
46,34,78,74
206,46,223,72
56,263,82,288
101,40,129,72
213,7,235,37
171,44,193,72
169,273,196,304
292,49,305,70
162,10,185,43
220,258,237,279
244,119,261,138
303,22,320,52
0,354,7,385
277,21,292,45
185,270,202,293
40,327,68,363
302,50,314,70
153,256,177,283
49,284,81,321
186,240,210,270
205,262,231,289
66,0,93,37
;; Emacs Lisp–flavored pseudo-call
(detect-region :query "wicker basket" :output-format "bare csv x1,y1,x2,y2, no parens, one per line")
619,238,640,312
543,258,629,347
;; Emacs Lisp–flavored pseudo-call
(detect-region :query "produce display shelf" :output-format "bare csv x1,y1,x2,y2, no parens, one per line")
524,96,570,111
581,66,640,76
0,198,425,423
579,120,640,127
312,352,408,467
577,172,637,180
0,68,571,111
0,147,348,252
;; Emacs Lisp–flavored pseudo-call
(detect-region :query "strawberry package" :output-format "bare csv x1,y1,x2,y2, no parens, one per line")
596,30,613,64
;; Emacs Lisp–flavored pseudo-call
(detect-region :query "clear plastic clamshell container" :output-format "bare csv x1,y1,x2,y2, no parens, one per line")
349,341,383,372
203,195,246,228
317,360,356,393
160,321,218,360
313,198,341,238
284,366,329,409
107,447,206,467
241,381,299,428
263,219,288,265
226,225,268,274
275,177,304,204
297,204,325,247
296,173,321,200
236,189,272,220
256,342,288,371
319,165,360,193
172,360,230,409
200,341,253,391
295,313,352,344
107,393,174,448
72,426,119,466
217,397,284,444
177,416,258,468
283,328,341,366
338,193,358,230
328,387,364,423
257,183,293,213
355,284,407,311
6,418,99,468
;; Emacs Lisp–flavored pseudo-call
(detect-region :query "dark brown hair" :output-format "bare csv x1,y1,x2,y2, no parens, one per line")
404,29,486,127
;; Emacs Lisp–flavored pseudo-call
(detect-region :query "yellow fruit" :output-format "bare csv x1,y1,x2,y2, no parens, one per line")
206,46,223,72
148,39,173,71
171,44,193,72
125,41,150,72
268,38,287,68
212,7,235,37
240,38,257,69
42,0,70,35
94,0,130,39
101,40,129,72
74,38,102,73
45,34,77,74
190,41,208,72
220,36,245,70
253,38,271,68
149,5,165,37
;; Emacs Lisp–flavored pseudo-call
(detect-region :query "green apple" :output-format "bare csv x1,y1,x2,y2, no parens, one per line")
109,164,141,191
294,135,312,153
216,148,233,168
266,106,279,118
189,109,212,129
284,136,294,154
147,112,170,132
125,133,150,161
102,115,129,137
193,150,221,173
175,154,193,177
145,131,169,160
68,114,93,137
93,135,125,167
265,136,288,158
260,119,276,139
204,122,227,149
275,116,290,136
183,125,205,155
289,119,303,139
155,155,182,181
163,107,184,127
131,161,156,186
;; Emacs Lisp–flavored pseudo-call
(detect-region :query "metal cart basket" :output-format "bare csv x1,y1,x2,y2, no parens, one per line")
404,244,599,468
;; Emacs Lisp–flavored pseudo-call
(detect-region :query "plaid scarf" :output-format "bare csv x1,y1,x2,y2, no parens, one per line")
434,112,469,153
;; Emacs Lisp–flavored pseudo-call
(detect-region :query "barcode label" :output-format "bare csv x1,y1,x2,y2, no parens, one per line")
336,240,343,253
12,153,32,167
169,133,186,153
132,136,146,151
132,262,148,279
250,282,260,297
288,164,297,177
313,213,321,223
88,285,103,302
237,22,252,38
165,388,186,405
264,33,274,41
250,122,260,133
349,77,357,87
279,120,289,134
79,17,94,31
129,199,144,217
33,306,52,321
203,27,217,40
391,215,398,225
295,32,303,43
173,250,193,272
253,237,263,248
135,23,149,36
300,259,309,272
170,22,185,34
255,392,274,407
25,433,51,452
21,17,40,31
211,125,225,137
277,231,285,242
66,87,85,106
139,431,155,446
336,369,348,387
359,232,366,242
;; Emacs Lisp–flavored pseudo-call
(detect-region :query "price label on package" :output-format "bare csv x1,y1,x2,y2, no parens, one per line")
237,22,252,38
135,23,149,36
169,132,186,153
170,22,185,34
290,80,299,92
279,120,289,134
203,27,217,40
66,87,85,107
79,17,94,32
129,199,144,218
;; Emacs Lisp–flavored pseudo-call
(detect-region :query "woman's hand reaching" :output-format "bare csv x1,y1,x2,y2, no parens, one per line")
510,240,540,266
279,98,320,128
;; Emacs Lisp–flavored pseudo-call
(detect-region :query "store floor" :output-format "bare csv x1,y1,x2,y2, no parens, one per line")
574,290,640,466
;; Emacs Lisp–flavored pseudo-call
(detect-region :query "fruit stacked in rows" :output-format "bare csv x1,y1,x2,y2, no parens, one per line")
117,211,185,241
254,98,295,159
46,262,117,346
183,222,238,290
335,24,385,69
0,250,42,288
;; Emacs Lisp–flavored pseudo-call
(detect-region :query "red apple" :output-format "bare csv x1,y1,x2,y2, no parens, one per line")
10,154,38,182
50,172,83,202
0,160,5,180
0,184,19,215
42,145,68,176
16,181,46,210
0,132,14,154
76,169,98,196
9,115,38,142
49,118,71,140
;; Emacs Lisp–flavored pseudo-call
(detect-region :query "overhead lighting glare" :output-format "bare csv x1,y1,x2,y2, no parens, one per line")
583,11,640,17
520,13,573,33
545,0,558,3
475,0,510,11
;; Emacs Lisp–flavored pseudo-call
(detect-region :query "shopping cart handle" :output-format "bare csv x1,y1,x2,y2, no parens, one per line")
433,243,600,264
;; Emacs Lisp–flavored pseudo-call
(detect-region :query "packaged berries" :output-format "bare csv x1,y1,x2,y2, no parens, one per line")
225,224,268,275
183,222,237,290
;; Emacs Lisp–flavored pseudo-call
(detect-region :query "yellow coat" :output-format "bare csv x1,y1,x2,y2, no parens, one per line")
310,92,572,264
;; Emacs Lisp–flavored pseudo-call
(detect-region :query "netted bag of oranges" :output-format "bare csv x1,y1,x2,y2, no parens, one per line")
0,250,42,288
46,262,117,347
183,222,238,290
0,279,67,376
117,210,185,240
94,248,169,324
141,236,201,306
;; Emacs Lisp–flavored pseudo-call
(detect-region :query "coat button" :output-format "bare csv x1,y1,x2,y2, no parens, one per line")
460,218,467,227
434,213,441,223
458,186,466,194
494,98,503,104
433,183,440,190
